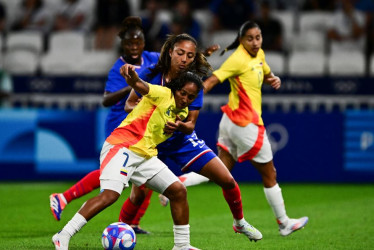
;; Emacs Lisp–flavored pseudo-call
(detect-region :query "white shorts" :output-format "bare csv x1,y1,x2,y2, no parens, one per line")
217,113,273,163
99,142,180,194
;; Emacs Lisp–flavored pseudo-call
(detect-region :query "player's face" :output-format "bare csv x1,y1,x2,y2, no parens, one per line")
169,40,196,76
122,30,145,64
240,27,263,57
174,82,199,109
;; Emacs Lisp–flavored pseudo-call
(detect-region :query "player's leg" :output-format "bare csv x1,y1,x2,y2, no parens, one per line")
52,143,135,249
131,189,153,234
50,169,101,221
158,172,209,206
198,155,262,242
138,157,198,250
118,185,152,234
52,189,120,250
237,122,308,236
251,160,308,236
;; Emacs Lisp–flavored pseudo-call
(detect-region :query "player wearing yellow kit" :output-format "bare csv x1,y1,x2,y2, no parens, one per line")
52,65,204,250
214,46,270,127
203,20,308,237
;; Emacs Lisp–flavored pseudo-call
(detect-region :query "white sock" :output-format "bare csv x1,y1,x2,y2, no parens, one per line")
180,172,209,187
233,218,246,226
61,212,87,237
264,183,289,224
173,224,190,247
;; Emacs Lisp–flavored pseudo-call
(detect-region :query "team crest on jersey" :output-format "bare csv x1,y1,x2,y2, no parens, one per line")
165,106,176,117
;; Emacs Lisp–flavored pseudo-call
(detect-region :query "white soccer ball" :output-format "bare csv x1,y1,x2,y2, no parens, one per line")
101,222,136,250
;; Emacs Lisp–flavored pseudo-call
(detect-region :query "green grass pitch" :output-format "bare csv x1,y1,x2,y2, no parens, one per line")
1,182,373,249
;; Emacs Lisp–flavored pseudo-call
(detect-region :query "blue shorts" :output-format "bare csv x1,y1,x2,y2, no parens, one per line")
157,131,217,173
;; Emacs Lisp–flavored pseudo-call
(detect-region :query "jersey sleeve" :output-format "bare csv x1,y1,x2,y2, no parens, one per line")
262,50,271,75
105,61,128,93
213,53,244,83
144,84,168,104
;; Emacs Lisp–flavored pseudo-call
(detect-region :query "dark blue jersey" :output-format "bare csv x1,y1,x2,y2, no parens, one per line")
104,51,159,137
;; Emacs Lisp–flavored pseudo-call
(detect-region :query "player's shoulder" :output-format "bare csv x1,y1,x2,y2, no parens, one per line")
142,51,160,61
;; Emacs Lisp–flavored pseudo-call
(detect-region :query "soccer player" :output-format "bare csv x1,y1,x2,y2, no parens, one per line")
122,33,262,242
49,17,217,234
187,20,309,236
49,16,159,234
52,65,203,250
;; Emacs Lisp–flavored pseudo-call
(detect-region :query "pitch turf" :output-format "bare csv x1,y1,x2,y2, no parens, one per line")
1,182,373,249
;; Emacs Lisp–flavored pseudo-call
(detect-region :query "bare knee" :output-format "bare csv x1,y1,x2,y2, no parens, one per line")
98,190,120,207
163,181,187,202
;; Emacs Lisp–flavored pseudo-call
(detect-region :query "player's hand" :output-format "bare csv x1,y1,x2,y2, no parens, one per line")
266,76,281,90
163,115,182,134
120,64,139,83
203,44,220,57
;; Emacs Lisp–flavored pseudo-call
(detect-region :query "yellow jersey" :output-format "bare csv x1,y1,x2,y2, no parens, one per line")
213,45,271,126
106,84,188,158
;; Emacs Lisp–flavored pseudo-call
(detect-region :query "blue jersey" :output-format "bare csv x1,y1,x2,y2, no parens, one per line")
138,67,216,173
104,51,159,137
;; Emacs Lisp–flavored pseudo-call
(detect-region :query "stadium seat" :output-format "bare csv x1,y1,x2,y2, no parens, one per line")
370,55,374,77
265,52,285,76
288,51,327,76
291,30,326,52
0,0,22,31
299,11,332,33
193,9,213,48
206,49,233,70
49,31,86,54
271,11,295,52
328,51,365,76
3,50,39,75
40,51,81,76
75,51,117,76
212,30,237,51
6,31,44,54
0,35,3,67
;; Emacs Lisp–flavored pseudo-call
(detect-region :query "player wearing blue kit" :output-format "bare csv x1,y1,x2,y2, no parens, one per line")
103,50,158,137
121,33,263,243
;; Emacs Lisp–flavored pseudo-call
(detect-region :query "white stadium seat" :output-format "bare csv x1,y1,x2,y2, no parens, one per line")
328,51,365,76
49,31,86,54
265,52,285,76
288,51,327,76
3,50,39,75
6,31,44,54
75,52,117,76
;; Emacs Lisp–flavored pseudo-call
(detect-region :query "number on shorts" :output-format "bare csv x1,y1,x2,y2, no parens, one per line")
122,152,129,167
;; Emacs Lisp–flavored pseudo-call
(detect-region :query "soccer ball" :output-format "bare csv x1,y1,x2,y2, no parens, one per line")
101,222,136,250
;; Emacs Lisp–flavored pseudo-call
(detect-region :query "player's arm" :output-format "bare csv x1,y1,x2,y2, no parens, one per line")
120,64,149,96
164,110,199,135
203,74,220,94
102,87,132,107
124,89,142,113
264,72,281,90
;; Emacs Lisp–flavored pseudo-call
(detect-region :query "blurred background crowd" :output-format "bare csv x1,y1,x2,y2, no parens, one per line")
0,0,374,109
